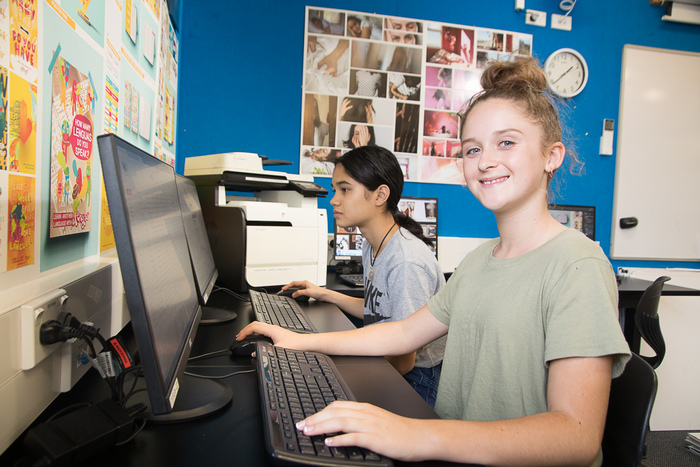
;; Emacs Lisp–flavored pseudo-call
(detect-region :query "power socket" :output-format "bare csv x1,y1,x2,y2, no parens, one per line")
551,13,572,31
20,289,69,370
525,9,546,27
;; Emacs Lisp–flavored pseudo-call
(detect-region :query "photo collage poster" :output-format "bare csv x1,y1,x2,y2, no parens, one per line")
300,7,532,184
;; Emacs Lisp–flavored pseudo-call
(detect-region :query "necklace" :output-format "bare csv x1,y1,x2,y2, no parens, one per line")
368,221,396,282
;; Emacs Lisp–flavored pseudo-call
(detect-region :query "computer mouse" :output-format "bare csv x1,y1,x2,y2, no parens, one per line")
230,336,272,357
276,288,310,302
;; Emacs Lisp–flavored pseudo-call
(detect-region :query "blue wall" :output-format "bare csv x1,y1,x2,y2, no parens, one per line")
176,0,700,270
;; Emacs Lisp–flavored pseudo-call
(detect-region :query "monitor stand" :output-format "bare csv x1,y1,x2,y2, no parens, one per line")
131,375,233,424
199,305,237,325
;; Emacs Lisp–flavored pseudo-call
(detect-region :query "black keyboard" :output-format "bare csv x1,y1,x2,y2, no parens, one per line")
249,290,318,333
255,342,393,466
338,274,364,287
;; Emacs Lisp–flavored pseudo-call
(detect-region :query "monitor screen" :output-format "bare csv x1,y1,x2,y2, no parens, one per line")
549,204,596,241
175,174,218,304
98,134,230,418
175,174,237,324
398,196,438,258
334,225,364,261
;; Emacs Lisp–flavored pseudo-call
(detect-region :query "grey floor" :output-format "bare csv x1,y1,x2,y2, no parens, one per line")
645,431,700,466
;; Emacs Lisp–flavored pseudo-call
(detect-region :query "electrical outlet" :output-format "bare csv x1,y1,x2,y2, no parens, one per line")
551,13,572,31
525,9,546,27
20,289,68,370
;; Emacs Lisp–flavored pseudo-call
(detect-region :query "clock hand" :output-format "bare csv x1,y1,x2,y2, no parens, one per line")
552,66,574,84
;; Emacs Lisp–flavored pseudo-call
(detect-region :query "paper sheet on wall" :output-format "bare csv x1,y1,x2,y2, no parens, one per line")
49,57,95,238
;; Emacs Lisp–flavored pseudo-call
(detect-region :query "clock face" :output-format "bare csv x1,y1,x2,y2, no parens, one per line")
544,49,588,98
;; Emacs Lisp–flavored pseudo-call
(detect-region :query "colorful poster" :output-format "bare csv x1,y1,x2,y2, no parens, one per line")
0,171,7,273
8,71,36,174
7,172,34,270
98,178,114,252
49,57,95,237
9,0,37,82
164,85,173,144
0,66,7,170
300,7,532,184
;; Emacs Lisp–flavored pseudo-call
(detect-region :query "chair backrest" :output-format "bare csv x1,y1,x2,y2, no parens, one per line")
602,353,658,467
635,276,671,369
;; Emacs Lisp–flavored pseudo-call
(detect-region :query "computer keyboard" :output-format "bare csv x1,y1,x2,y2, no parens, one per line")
255,342,393,466
338,273,364,287
249,289,318,333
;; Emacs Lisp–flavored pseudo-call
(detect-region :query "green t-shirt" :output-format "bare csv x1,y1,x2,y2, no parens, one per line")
428,228,630,422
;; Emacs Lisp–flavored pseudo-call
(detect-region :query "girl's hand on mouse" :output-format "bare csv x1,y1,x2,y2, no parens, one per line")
282,280,324,301
236,322,307,349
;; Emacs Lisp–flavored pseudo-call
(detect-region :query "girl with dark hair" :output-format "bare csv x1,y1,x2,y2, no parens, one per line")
239,56,630,465
342,124,376,148
280,145,445,407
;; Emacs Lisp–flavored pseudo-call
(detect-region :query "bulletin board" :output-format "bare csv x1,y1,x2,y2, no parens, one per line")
611,45,700,261
299,6,532,184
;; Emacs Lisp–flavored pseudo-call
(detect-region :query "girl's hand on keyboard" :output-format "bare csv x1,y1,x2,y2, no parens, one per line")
296,400,429,462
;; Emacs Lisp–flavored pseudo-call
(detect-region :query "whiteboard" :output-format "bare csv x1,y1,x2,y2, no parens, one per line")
611,45,700,261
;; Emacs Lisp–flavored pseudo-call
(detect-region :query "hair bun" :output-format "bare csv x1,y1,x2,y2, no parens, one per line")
480,56,548,95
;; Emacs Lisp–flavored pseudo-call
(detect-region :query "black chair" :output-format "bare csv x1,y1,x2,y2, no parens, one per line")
602,353,658,467
635,276,671,369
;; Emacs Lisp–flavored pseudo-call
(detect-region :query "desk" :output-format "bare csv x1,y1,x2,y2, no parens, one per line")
617,276,700,353
1,293,461,467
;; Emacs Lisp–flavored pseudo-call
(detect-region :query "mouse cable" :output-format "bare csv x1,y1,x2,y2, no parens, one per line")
187,348,230,361
212,285,250,302
184,368,257,380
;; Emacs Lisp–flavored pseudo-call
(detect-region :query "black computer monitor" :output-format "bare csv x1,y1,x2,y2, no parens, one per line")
548,204,596,241
175,174,237,325
398,196,438,258
97,134,231,422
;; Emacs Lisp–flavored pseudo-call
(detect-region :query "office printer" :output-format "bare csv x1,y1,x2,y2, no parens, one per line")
184,152,328,293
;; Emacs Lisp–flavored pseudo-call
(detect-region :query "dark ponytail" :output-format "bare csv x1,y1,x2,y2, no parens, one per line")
336,146,434,248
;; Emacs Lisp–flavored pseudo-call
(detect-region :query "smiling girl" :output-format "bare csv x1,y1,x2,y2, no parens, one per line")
238,56,629,466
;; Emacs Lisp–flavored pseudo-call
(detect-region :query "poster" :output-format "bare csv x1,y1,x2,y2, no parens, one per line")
300,7,532,184
7,172,33,270
0,171,7,272
8,71,36,174
48,57,95,237
9,0,37,83
0,66,7,171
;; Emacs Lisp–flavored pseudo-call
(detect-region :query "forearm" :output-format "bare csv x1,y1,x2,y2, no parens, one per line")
302,319,412,357
319,289,364,319
419,412,601,466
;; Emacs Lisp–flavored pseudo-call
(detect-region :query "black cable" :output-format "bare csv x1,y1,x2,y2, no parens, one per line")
187,348,230,361
212,285,250,302
184,368,256,379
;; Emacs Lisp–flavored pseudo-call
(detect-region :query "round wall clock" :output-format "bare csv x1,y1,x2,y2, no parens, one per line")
544,48,589,98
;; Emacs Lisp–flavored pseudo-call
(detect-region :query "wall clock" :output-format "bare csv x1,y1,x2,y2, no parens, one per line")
544,48,589,98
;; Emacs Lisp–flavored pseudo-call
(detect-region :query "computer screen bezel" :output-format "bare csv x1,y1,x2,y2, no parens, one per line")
98,134,202,415
548,203,596,241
